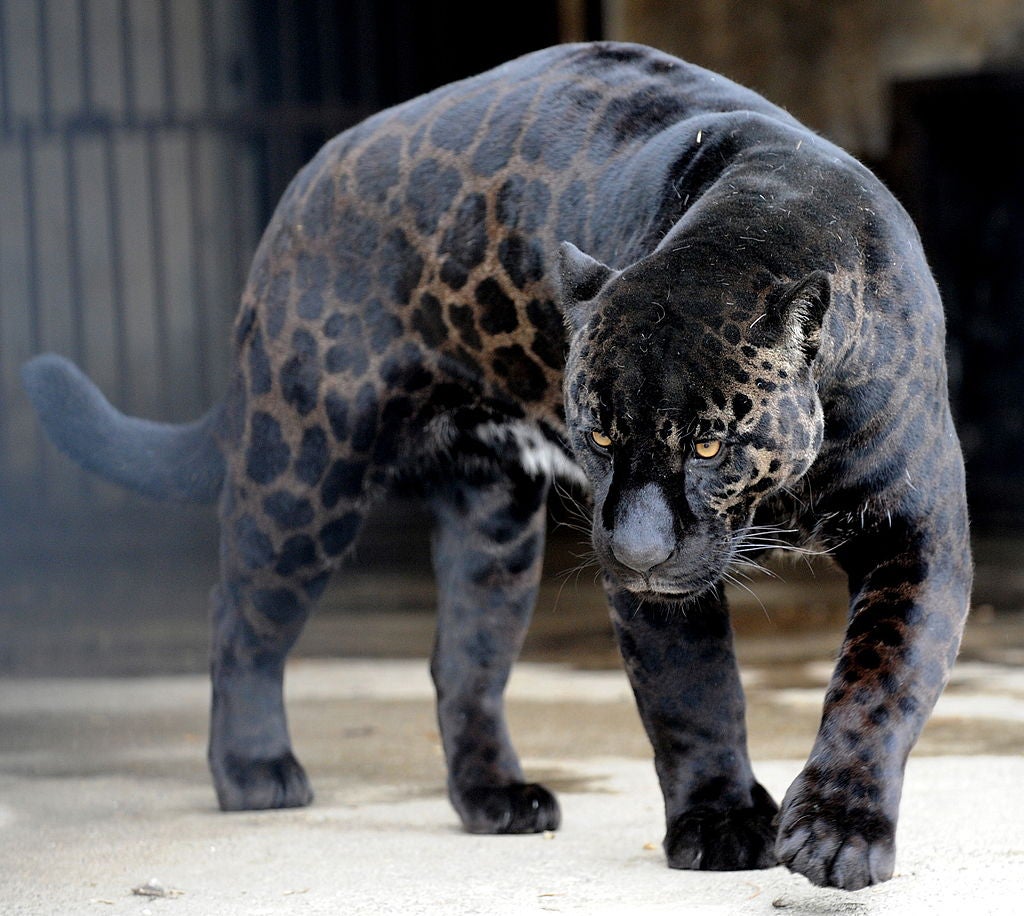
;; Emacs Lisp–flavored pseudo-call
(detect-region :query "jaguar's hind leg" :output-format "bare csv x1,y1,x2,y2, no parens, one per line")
429,468,559,834
207,487,363,811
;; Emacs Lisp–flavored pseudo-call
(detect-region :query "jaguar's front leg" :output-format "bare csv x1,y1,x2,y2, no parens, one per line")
429,469,559,834
609,585,778,871
776,509,972,890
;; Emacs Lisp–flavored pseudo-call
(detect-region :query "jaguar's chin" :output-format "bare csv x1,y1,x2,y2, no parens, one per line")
612,574,722,605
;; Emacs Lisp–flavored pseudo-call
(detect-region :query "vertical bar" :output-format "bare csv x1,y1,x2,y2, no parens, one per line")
267,130,285,223
275,0,299,203
78,0,93,111
200,0,218,114
63,132,87,366
144,124,172,418
114,0,137,503
156,0,176,416
158,0,176,119
36,0,53,130
277,0,298,105
120,0,135,124
75,0,96,501
103,128,130,411
353,0,379,109
21,130,43,356
584,0,604,40
228,133,247,298
0,0,11,134
390,0,418,103
316,0,340,104
21,126,49,499
186,126,210,403
0,198,7,488
63,127,93,499
0,2,8,485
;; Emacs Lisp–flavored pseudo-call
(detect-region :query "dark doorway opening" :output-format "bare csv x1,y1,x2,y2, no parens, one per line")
889,71,1024,533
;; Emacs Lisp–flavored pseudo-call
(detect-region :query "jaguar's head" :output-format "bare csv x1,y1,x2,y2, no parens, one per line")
556,241,829,602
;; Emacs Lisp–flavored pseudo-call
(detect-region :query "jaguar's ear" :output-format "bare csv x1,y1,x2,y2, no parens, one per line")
557,241,616,332
750,270,831,362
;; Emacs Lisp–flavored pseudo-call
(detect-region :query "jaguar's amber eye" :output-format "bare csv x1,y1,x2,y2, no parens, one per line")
591,430,612,449
694,439,722,459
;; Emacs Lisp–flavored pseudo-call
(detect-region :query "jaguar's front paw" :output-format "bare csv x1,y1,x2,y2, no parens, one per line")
454,782,561,834
211,750,314,811
665,783,779,871
776,778,895,890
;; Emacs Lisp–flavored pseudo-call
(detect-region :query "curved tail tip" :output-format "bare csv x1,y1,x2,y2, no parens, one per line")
22,351,75,386
20,351,225,504
21,352,86,412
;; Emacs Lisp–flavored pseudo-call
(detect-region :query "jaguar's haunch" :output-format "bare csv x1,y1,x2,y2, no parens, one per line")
23,42,972,891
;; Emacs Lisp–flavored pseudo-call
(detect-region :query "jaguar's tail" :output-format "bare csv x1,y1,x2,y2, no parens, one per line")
21,353,225,504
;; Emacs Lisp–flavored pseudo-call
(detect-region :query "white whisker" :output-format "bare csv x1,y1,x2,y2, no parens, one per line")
721,570,771,621
731,556,780,580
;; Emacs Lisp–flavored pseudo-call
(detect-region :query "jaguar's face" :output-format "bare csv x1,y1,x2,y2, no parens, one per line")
557,242,828,601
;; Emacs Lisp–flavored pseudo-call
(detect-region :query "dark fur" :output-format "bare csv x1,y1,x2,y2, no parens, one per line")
22,43,971,890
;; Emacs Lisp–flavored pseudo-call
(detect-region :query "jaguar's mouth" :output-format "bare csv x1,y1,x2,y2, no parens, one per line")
595,534,734,605
612,572,721,605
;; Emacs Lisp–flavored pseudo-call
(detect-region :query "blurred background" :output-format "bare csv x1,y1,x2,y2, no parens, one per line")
1,0,1023,676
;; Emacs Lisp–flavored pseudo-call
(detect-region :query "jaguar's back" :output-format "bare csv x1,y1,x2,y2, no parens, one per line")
233,42,799,431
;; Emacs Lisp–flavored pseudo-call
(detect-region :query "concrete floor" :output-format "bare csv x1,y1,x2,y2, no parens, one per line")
2,501,1024,913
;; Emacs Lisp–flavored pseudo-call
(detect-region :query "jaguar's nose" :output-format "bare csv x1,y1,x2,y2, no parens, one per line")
610,482,675,575
610,536,673,575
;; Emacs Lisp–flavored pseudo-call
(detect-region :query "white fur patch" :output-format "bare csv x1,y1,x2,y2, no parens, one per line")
474,420,589,486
